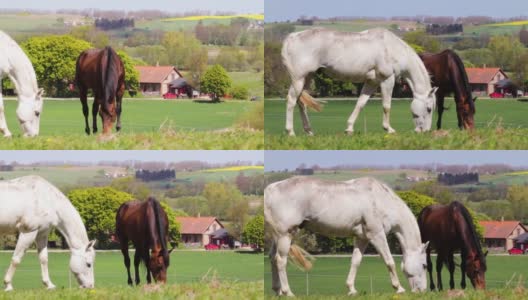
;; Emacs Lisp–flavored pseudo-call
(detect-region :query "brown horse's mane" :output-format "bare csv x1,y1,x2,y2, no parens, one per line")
149,197,170,266
451,201,486,270
101,47,120,113
446,50,475,111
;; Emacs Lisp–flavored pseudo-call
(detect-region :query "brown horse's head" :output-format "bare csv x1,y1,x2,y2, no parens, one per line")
458,97,476,130
465,250,487,289
149,249,169,283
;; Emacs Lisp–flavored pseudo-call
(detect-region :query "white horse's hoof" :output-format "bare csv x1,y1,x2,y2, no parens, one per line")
348,289,358,295
3,133,12,138
345,130,354,135
46,283,56,290
287,131,295,136
396,287,406,293
388,128,396,134
306,131,314,136
4,285,13,292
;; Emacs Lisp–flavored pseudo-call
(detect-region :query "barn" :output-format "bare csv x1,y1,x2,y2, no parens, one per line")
479,220,527,251
175,216,225,247
135,65,191,97
466,67,508,97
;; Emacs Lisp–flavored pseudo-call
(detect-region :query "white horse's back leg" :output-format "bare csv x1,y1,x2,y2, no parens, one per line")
285,79,305,136
275,234,295,296
369,231,405,293
4,231,38,291
380,76,396,133
36,229,56,289
269,241,281,294
346,238,369,295
0,86,12,137
345,82,377,134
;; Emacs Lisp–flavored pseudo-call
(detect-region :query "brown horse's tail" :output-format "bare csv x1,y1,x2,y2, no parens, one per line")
100,46,120,114
74,52,85,88
299,91,323,112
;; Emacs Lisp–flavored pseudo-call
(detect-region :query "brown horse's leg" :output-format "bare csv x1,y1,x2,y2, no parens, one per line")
79,87,90,135
460,249,467,289
426,246,435,291
92,100,99,134
436,93,445,130
116,84,125,132
133,250,141,285
120,241,133,286
144,250,152,284
447,252,455,289
100,102,116,135
436,254,444,291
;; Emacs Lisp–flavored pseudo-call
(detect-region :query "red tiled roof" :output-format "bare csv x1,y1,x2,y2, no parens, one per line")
175,216,222,234
135,66,182,83
466,68,505,84
479,221,525,239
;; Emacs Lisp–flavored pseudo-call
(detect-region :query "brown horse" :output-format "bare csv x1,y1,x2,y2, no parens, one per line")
115,197,173,285
418,201,487,291
75,46,125,135
419,50,476,130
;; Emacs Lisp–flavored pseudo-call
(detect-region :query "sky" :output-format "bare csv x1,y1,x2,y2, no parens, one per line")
265,151,528,171
265,0,528,22
0,0,263,13
0,151,263,164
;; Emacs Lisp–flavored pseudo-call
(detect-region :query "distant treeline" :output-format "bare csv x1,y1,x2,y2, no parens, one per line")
426,24,463,35
437,172,479,185
135,169,175,181
95,18,134,30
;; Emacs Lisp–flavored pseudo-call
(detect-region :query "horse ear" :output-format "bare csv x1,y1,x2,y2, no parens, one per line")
86,239,97,251
429,87,438,97
422,241,430,253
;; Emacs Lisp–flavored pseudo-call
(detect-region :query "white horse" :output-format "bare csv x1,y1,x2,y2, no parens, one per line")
0,31,44,137
265,176,429,296
0,175,96,291
281,28,437,136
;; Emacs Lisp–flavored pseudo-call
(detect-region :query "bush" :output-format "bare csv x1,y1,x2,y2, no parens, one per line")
231,86,249,100
68,187,133,248
200,64,232,102
397,190,437,217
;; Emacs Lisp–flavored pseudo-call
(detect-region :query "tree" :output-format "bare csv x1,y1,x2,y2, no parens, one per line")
200,64,232,102
264,42,290,97
487,35,525,71
507,185,528,223
22,35,92,97
403,31,441,53
242,214,264,250
202,181,243,219
68,187,133,247
117,50,143,95
176,196,210,216
161,31,203,69
397,190,436,216
159,200,182,245
411,181,454,204
519,25,528,46
110,177,151,200
70,25,109,49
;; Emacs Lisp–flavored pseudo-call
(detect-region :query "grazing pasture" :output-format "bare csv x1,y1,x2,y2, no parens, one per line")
264,255,527,297
0,99,263,149
0,251,263,289
265,98,528,149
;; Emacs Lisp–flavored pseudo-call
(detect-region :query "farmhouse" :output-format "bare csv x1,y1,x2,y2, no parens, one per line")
466,67,508,96
135,65,191,97
176,216,225,247
479,220,527,251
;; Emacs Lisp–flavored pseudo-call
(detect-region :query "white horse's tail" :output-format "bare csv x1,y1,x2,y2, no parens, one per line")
299,91,323,112
289,244,314,271
281,33,324,112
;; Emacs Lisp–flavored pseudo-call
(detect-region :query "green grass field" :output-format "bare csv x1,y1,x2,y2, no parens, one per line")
265,98,528,149
0,251,263,289
0,99,263,149
264,255,528,297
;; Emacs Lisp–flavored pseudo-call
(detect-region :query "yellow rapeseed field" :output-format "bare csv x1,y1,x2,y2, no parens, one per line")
205,165,264,172
162,14,264,22
488,20,528,26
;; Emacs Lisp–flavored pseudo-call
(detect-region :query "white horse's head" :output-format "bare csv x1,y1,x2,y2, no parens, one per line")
16,88,44,137
70,240,96,288
411,87,437,132
401,241,429,292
